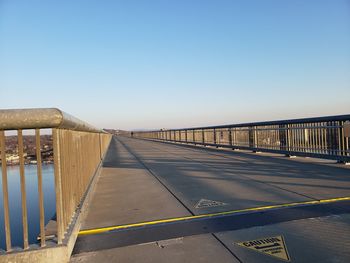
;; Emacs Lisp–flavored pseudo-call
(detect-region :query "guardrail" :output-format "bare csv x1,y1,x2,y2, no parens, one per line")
0,108,112,261
133,115,350,163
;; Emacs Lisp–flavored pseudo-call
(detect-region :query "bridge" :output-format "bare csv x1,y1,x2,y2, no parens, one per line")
0,108,350,262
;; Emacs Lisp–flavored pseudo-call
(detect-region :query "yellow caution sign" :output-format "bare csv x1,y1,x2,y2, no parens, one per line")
236,235,290,262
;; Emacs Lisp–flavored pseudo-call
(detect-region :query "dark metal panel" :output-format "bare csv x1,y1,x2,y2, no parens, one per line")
73,200,350,254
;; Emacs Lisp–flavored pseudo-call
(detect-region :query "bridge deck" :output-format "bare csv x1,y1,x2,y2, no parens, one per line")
71,136,350,262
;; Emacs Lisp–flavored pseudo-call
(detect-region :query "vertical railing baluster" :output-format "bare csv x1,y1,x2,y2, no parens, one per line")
18,129,29,249
0,131,12,251
35,129,46,247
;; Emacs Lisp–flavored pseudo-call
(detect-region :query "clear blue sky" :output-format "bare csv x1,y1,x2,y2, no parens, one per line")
1,0,349,130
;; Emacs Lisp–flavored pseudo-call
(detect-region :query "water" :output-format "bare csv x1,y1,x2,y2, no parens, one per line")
0,164,56,250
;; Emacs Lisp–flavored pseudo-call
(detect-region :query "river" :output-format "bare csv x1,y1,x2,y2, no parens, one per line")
0,164,56,250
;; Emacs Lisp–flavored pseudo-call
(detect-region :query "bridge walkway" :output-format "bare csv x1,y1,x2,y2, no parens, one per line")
71,136,350,262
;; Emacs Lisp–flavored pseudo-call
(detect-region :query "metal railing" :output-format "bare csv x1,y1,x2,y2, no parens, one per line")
133,115,350,163
0,108,112,254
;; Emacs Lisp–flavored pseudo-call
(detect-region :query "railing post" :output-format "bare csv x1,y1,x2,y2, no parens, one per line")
35,129,46,247
326,121,339,156
18,129,29,249
0,131,12,251
53,128,64,244
213,128,217,145
279,124,288,152
202,129,205,145
343,121,350,159
254,127,258,148
232,128,237,149
336,121,344,158
287,125,291,152
248,126,254,149
99,133,102,160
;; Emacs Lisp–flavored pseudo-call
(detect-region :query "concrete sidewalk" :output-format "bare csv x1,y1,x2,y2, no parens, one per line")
80,137,190,229
71,137,239,262
71,136,350,263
